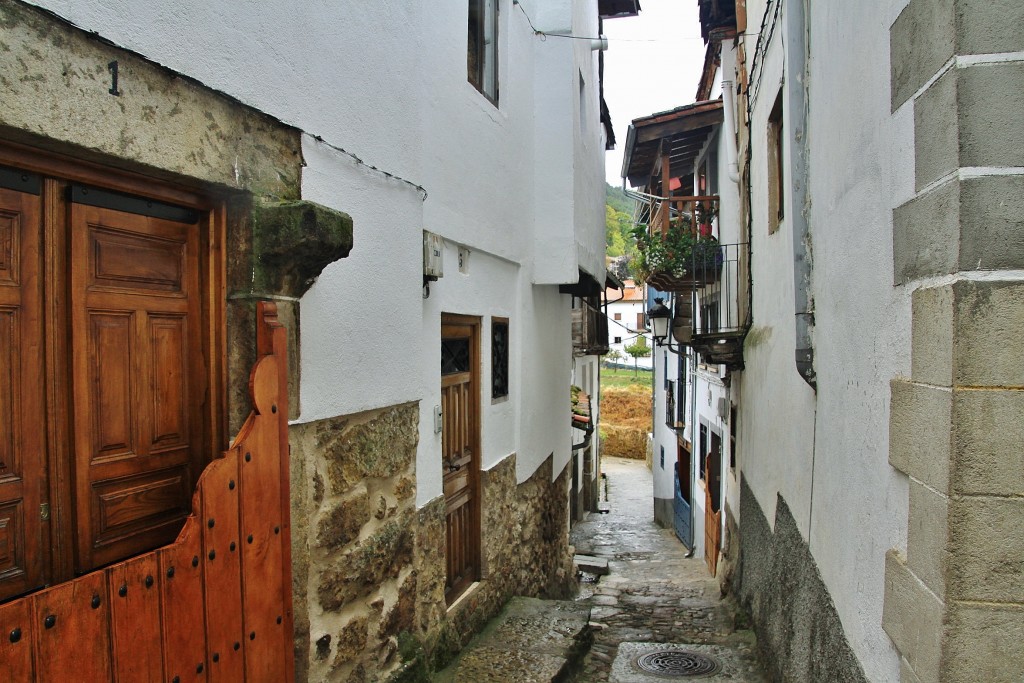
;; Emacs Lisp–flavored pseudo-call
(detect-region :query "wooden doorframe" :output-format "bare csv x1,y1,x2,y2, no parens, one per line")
0,140,228,585
440,313,481,603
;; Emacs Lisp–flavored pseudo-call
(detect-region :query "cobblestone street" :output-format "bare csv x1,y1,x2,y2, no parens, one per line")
570,457,766,682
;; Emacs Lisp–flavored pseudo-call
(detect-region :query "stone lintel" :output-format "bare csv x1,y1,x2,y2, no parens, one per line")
882,550,945,683
0,0,301,198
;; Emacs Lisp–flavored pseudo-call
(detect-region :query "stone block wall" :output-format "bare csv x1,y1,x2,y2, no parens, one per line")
290,403,575,683
886,2,1024,680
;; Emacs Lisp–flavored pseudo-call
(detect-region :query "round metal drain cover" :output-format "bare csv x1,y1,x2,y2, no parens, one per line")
635,650,720,678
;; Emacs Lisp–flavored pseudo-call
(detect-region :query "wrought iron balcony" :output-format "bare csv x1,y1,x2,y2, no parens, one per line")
686,241,749,369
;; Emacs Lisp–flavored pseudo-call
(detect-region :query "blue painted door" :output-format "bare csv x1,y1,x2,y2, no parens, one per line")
673,468,692,549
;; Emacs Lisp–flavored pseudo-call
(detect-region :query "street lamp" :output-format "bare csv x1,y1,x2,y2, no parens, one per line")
647,298,671,346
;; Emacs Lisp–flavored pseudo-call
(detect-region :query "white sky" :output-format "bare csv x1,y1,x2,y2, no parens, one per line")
602,0,708,186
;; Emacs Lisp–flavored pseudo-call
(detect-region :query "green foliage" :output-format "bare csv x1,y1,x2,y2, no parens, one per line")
631,216,720,284
605,183,638,272
623,337,651,358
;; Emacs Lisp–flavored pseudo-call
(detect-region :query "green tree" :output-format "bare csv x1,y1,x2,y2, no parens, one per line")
623,337,651,377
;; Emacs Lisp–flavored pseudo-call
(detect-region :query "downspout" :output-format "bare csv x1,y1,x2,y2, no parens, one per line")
787,0,815,388
721,79,741,185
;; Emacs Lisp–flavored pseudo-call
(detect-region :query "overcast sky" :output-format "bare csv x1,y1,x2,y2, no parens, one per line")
602,1,708,186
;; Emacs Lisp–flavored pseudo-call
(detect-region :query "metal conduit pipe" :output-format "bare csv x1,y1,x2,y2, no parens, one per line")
787,0,816,388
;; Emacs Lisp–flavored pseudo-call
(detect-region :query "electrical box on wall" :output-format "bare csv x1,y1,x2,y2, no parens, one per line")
423,230,444,280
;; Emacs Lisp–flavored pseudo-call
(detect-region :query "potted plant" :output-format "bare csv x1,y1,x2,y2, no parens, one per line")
630,216,721,291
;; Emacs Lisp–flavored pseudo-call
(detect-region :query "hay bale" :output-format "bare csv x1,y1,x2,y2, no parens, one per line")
601,424,647,460
600,386,651,430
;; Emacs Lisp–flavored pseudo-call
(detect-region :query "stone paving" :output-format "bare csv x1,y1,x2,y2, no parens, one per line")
569,457,766,682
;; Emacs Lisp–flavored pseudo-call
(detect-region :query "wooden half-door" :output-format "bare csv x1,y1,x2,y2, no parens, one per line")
440,315,481,604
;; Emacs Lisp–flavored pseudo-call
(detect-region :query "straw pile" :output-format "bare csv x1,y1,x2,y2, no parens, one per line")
600,386,650,459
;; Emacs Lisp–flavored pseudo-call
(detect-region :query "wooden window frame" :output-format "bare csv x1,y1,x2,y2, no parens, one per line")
0,140,228,587
468,0,499,104
491,316,509,401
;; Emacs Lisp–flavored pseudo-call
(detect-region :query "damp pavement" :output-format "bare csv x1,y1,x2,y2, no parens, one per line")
436,456,767,682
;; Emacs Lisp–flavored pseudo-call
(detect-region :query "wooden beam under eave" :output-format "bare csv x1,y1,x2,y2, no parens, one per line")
635,109,724,144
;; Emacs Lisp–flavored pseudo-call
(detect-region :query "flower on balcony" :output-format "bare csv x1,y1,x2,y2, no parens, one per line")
630,216,721,286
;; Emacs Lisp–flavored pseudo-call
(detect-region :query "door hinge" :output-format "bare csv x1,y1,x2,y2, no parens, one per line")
40,503,50,521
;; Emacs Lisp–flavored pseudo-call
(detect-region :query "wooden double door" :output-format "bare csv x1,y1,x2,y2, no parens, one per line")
440,315,481,604
0,165,208,602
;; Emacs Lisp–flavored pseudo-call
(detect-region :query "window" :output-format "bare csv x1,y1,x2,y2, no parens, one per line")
699,424,708,480
660,445,665,469
701,298,720,335
730,405,737,471
767,90,784,234
636,312,645,330
665,380,675,428
614,312,622,321
614,336,622,344
491,317,509,399
468,0,498,102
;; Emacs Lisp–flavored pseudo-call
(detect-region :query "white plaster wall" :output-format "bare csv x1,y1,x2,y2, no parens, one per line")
29,0,608,506
734,1,914,680
607,299,653,368
799,2,913,679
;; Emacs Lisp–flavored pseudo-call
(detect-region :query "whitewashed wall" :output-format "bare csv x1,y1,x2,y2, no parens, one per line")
733,1,914,680
31,0,608,506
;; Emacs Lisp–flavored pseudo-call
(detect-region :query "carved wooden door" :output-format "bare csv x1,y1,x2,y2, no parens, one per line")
0,183,46,601
704,433,722,576
69,194,202,573
440,315,480,604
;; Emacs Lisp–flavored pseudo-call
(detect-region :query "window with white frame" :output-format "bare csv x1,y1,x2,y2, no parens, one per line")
468,0,498,102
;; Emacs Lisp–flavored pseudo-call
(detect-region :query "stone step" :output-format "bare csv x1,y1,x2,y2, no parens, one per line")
574,554,609,576
434,597,592,683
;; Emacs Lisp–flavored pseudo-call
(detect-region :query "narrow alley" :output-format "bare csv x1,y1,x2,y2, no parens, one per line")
572,457,764,682
439,457,766,682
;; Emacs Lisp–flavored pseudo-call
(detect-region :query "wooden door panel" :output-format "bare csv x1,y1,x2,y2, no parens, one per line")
158,517,208,683
0,187,44,601
87,311,138,462
0,596,34,680
441,319,480,604
149,314,190,451
90,465,192,567
89,224,186,294
32,571,112,682
109,553,164,682
71,202,201,573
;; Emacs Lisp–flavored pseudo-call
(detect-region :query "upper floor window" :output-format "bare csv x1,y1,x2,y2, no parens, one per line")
468,0,498,102
767,90,784,234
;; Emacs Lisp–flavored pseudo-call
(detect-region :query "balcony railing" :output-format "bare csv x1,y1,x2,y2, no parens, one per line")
633,195,722,293
688,241,749,369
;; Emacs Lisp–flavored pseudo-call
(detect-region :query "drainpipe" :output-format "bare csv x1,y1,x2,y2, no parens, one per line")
787,0,815,388
721,79,740,185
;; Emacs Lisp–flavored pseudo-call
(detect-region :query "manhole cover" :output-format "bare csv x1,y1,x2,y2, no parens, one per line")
635,650,720,678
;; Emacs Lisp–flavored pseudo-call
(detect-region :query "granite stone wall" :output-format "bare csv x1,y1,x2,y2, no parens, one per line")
291,404,575,682
736,478,868,683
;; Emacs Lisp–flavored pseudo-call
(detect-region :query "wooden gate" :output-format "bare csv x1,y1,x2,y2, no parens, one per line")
704,432,722,576
0,302,294,682
440,315,480,604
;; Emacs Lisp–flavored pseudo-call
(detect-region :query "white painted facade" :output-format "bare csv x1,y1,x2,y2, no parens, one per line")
640,1,919,679
606,281,653,369
29,0,609,505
